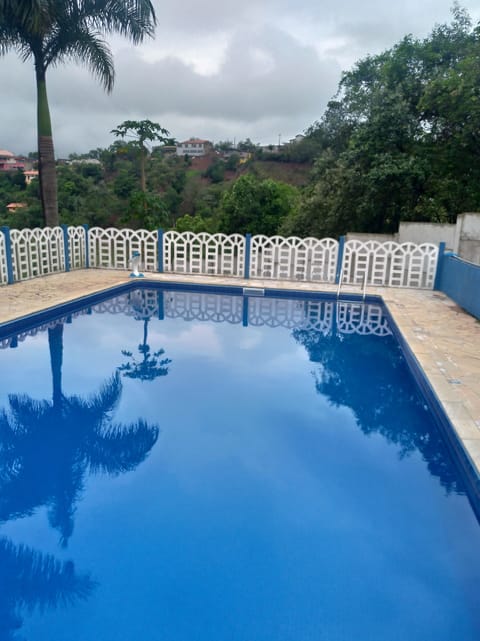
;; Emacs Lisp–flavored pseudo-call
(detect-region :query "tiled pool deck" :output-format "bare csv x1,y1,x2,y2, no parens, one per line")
1,269,479,479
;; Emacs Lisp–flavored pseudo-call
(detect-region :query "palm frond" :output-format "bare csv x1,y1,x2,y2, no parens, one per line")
84,371,122,415
46,23,114,89
7,395,50,433
80,0,156,44
0,536,96,611
88,419,159,474
0,0,53,31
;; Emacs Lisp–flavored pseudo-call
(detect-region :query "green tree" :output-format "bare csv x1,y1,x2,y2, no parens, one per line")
175,213,218,233
219,174,299,235
111,120,170,192
290,5,480,238
0,0,156,226
204,159,226,183
215,140,235,152
125,190,170,229
237,138,257,152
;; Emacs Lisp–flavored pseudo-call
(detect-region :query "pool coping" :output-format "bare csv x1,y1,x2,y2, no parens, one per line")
1,269,479,510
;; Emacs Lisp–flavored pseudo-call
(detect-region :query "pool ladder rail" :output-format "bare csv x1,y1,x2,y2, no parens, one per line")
337,269,368,301
243,287,265,297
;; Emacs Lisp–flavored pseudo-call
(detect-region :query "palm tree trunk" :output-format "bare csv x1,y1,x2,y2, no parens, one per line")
143,319,148,348
36,67,59,227
140,146,146,192
48,324,64,408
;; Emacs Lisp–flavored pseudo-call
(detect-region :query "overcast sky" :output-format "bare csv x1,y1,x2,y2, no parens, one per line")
1,0,479,157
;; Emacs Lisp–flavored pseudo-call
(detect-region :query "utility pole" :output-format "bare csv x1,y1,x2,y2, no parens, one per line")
278,133,281,149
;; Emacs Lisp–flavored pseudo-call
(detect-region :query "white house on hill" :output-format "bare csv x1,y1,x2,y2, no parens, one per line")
176,138,211,157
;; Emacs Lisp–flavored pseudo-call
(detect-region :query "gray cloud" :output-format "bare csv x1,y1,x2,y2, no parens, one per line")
111,28,339,121
0,0,479,156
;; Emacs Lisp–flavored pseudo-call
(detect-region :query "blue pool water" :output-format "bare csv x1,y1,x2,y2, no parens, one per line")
0,286,479,641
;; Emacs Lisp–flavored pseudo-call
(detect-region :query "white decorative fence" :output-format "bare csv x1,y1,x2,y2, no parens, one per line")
164,290,244,323
10,227,65,281
342,240,438,289
88,227,158,271
163,231,245,276
68,226,88,270
250,236,338,282
0,226,441,290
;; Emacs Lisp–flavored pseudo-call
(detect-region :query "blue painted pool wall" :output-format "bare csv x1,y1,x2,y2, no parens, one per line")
244,234,251,279
61,224,70,272
335,236,345,284
436,252,480,320
433,242,446,290
1,226,14,284
83,224,90,268
382,302,480,520
157,229,164,273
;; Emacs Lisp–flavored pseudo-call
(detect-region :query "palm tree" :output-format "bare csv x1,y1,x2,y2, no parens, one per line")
0,0,156,226
0,322,160,546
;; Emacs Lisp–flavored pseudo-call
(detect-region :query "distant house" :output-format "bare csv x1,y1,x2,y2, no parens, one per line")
69,158,102,166
24,169,39,184
158,145,177,156
176,138,211,157
289,134,305,144
0,149,25,171
6,202,27,212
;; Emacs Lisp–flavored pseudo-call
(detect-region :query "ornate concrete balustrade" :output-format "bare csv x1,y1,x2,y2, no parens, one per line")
0,226,440,290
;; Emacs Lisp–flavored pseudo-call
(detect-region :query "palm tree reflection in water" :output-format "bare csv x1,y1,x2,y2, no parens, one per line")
0,538,95,641
118,290,171,382
0,319,164,638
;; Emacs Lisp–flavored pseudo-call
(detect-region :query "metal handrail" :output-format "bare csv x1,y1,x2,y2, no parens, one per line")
336,266,344,298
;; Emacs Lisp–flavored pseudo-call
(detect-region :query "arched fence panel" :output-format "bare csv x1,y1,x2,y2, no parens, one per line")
10,227,64,281
68,226,88,270
342,240,438,288
164,290,244,324
250,236,338,282
248,297,335,333
163,231,245,276
88,227,157,271
336,302,392,336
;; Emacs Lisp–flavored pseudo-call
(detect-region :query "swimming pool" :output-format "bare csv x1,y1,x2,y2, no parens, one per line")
0,284,479,640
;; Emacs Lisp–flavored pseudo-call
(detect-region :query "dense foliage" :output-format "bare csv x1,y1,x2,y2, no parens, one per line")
283,5,480,237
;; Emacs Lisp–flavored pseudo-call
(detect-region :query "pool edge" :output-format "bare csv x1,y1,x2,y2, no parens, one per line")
1,277,479,518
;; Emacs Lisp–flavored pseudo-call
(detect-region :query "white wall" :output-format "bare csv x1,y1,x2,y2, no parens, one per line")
454,213,480,265
398,222,455,249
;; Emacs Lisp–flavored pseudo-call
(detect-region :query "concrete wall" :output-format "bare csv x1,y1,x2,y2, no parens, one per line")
347,215,480,265
454,213,480,265
346,232,397,243
398,222,455,250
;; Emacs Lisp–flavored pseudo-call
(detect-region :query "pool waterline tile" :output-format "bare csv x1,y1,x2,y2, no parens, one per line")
1,269,479,478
